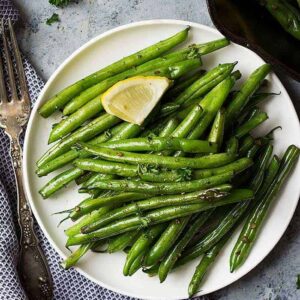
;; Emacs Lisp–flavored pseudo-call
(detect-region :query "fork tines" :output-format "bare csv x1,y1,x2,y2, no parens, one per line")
0,19,29,104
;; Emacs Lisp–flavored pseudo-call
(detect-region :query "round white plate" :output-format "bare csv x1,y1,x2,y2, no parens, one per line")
23,20,300,299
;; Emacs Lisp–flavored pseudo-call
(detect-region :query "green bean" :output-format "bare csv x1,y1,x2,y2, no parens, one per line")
81,173,115,189
78,174,115,198
263,0,300,40
75,159,187,183
156,118,179,138
144,217,190,267
231,70,242,81
183,76,236,143
127,251,145,276
142,113,180,137
62,58,202,116
36,143,96,177
168,104,203,139
66,189,253,246
75,171,93,185
65,205,116,237
193,157,253,179
225,64,271,124
158,211,213,282
39,167,85,199
247,143,261,159
174,63,236,105
239,135,255,157
247,137,270,158
242,92,279,113
123,224,166,276
234,111,268,139
143,264,160,277
226,137,239,154
230,146,299,271
61,243,93,270
86,189,103,199
176,198,252,267
236,144,273,196
90,240,109,252
160,103,181,118
186,207,230,248
77,143,236,170
174,100,200,121
69,192,148,221
181,70,240,113
250,144,273,194
195,38,230,55
166,71,205,98
82,186,231,234
234,140,271,187
85,172,234,194
186,205,232,249
49,96,103,143
107,230,141,253
38,28,190,117
38,113,121,166
97,137,218,153
254,155,280,204
208,109,226,151
237,106,260,128
188,232,230,297
105,123,142,142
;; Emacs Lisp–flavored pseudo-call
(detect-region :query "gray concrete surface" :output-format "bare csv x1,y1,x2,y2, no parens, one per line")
13,0,300,299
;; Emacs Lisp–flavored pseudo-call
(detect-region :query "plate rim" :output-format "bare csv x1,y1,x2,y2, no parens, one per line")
23,19,300,300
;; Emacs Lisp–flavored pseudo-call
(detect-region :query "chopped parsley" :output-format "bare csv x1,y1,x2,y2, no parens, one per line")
49,0,71,7
46,13,60,26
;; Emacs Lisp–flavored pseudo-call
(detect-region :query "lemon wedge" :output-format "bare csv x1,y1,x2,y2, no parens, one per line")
101,76,172,125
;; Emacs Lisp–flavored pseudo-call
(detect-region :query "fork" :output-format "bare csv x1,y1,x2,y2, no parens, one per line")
0,20,53,300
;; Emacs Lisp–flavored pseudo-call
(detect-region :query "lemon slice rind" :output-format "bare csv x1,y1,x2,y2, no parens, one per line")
102,76,172,125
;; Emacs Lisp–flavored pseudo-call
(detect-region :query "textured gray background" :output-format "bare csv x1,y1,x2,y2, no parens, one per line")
13,0,300,299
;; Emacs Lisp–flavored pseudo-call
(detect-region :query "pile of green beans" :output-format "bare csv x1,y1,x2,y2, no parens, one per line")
35,28,299,297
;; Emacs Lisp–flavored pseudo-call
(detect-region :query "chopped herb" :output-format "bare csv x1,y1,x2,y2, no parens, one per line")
137,164,148,175
176,168,192,182
104,130,112,139
147,135,153,142
147,132,158,139
187,47,200,59
137,163,160,176
49,0,71,7
46,13,60,26
297,274,300,289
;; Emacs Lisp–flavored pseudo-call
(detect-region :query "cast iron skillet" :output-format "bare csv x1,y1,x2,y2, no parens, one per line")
207,0,300,81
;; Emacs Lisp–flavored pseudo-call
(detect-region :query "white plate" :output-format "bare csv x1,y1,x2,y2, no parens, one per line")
23,20,300,299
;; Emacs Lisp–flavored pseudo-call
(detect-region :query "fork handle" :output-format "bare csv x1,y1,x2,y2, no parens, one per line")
10,137,53,300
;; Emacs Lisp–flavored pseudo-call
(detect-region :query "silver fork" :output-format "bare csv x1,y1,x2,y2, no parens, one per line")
0,20,53,300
